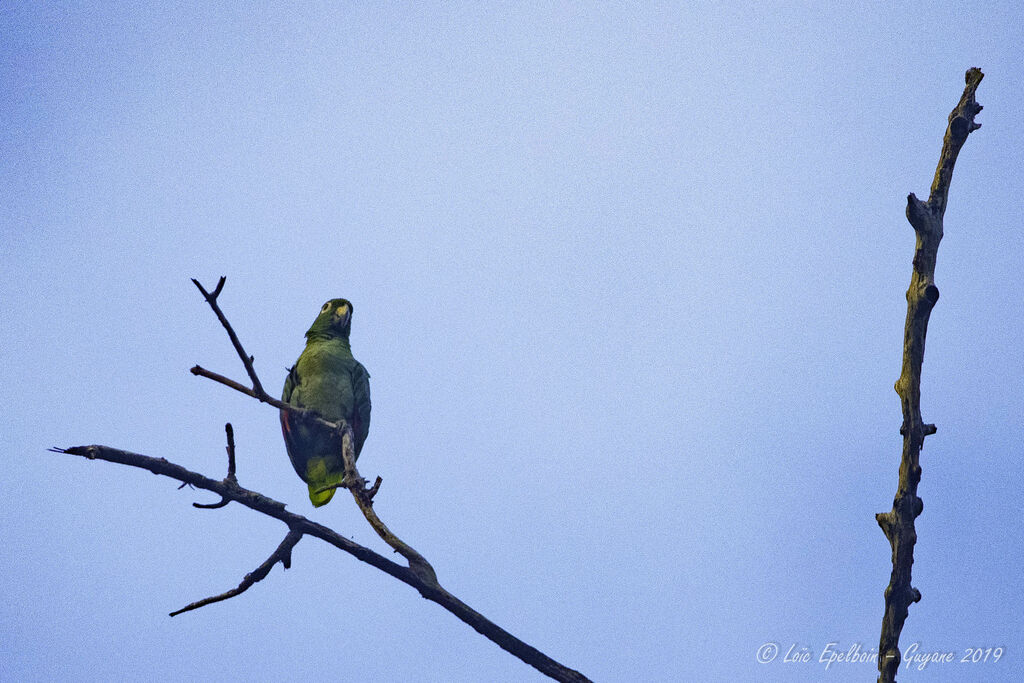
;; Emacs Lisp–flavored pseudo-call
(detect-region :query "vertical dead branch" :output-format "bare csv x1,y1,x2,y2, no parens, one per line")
876,68,983,683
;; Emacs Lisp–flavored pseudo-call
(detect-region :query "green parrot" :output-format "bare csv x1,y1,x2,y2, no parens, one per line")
280,298,371,507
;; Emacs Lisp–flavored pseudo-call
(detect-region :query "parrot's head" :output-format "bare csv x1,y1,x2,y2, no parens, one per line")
305,298,353,340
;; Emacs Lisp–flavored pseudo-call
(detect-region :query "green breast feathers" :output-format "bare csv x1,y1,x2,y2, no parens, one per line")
280,298,371,507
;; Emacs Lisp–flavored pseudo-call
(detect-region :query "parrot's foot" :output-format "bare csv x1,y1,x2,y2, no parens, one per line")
344,474,382,504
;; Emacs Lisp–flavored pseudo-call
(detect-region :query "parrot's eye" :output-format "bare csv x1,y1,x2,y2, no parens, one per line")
321,302,330,312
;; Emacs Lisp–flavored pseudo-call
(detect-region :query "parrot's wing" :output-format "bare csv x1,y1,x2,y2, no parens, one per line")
350,361,371,456
282,364,299,403
280,364,305,477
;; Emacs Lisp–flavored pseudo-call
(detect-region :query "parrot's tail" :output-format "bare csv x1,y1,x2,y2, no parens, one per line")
306,459,345,507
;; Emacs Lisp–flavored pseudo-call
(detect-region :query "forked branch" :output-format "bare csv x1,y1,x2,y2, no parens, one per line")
191,277,265,397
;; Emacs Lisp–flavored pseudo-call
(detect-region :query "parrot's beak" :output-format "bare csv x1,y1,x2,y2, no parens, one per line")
335,305,351,326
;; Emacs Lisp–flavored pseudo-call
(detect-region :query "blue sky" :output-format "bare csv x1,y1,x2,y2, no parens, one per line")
2,2,1022,681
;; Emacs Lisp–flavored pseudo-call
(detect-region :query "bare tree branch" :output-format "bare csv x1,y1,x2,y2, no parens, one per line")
170,528,302,616
50,277,592,683
876,67,983,683
51,444,590,682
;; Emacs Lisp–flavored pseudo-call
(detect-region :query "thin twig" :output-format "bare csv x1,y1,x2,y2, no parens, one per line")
170,528,302,616
191,277,265,397
190,365,336,431
193,423,238,510
193,495,230,509
875,67,983,683
225,422,237,483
